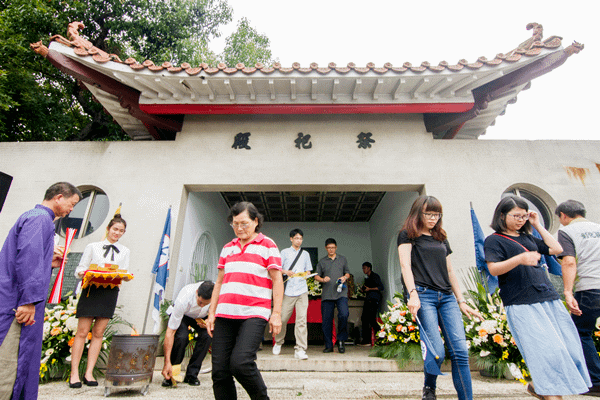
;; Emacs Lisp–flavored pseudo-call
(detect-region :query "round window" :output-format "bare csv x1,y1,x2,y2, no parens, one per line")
502,185,556,231
55,187,110,238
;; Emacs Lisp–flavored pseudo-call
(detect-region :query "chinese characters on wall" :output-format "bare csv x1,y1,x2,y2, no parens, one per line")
231,132,375,150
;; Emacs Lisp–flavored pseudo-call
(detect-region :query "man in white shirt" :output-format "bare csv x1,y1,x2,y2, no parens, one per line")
161,281,213,386
273,229,313,359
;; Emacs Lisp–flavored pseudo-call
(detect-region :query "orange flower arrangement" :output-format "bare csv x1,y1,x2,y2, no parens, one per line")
492,334,504,344
464,281,528,383
41,293,132,384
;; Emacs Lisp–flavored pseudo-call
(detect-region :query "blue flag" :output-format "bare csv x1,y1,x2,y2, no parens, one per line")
471,205,498,293
151,208,171,333
416,316,445,376
531,227,562,276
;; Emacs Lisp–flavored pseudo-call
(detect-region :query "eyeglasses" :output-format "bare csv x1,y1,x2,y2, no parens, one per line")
230,222,251,230
422,212,442,220
507,214,529,221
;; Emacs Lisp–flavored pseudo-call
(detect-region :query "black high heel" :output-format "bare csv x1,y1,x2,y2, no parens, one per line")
82,376,98,387
69,380,82,389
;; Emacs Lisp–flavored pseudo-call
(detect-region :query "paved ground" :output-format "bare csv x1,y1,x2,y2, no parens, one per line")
38,344,595,399
38,370,596,399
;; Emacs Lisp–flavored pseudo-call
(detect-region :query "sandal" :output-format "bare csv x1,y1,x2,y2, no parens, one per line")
526,383,545,400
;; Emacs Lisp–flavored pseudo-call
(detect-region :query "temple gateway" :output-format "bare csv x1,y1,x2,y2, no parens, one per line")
0,22,596,332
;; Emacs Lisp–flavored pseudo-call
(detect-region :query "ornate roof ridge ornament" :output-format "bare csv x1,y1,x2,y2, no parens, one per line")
32,21,579,77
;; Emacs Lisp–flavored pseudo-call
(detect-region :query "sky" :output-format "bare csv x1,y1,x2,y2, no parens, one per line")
212,0,597,141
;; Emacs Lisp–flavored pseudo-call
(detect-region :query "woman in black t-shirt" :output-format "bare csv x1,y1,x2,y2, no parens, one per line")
484,196,590,399
398,196,480,400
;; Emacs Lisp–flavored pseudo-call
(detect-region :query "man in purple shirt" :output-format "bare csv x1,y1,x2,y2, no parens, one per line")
0,182,81,399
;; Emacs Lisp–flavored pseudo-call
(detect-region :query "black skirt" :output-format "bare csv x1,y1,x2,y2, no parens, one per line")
76,285,120,318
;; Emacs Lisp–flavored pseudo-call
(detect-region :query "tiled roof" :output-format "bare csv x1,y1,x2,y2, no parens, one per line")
35,22,568,76
31,22,583,140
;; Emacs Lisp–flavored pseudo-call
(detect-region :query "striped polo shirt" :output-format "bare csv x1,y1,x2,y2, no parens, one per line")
216,233,282,320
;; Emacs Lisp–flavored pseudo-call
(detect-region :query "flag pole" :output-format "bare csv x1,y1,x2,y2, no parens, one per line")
142,270,156,333
142,206,172,334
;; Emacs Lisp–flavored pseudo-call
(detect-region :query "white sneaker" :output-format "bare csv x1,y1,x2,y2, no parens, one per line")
294,349,308,360
199,365,212,374
272,344,282,355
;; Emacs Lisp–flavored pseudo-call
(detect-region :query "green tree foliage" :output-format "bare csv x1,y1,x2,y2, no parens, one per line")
0,0,272,141
223,17,273,67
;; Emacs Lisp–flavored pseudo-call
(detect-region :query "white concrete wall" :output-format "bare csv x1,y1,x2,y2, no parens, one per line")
368,191,420,302
2,113,600,331
264,222,372,274
171,191,231,297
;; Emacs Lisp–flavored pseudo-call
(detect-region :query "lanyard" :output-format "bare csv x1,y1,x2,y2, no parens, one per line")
492,233,530,252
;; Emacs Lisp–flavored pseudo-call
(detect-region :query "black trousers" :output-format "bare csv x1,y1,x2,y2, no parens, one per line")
361,299,380,344
211,317,269,400
171,315,211,378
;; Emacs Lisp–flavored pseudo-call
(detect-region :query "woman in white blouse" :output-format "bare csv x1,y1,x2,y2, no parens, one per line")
69,215,130,388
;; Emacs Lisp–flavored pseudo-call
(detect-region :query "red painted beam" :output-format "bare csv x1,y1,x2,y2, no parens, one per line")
139,103,473,115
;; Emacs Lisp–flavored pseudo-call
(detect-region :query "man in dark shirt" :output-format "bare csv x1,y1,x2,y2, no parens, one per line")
359,262,384,346
315,238,350,353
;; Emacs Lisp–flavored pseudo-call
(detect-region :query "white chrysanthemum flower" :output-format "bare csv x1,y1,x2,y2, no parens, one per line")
387,335,396,342
378,331,386,338
480,319,497,334
65,317,78,332
480,350,490,357
43,322,51,337
398,316,406,324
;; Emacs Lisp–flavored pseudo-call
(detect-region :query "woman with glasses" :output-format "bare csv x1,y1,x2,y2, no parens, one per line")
484,196,590,400
206,202,283,400
398,196,480,400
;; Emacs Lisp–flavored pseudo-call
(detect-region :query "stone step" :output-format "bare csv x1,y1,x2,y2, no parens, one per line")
257,344,407,372
155,343,474,374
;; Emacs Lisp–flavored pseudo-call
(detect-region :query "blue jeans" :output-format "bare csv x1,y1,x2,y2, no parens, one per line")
573,289,600,386
416,286,472,400
321,297,349,348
